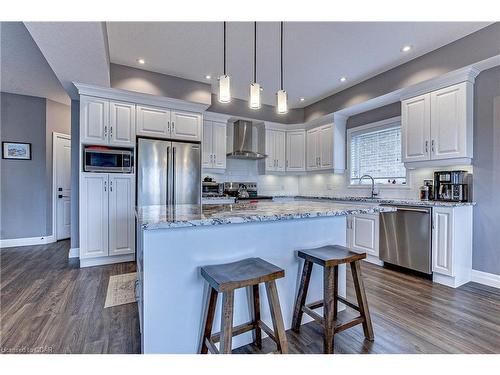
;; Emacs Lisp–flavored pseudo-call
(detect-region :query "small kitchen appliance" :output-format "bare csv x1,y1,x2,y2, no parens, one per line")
434,170,470,202
202,180,224,197
223,182,272,201
84,146,133,173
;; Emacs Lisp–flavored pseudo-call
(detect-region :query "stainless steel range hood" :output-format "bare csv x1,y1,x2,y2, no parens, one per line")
226,120,267,160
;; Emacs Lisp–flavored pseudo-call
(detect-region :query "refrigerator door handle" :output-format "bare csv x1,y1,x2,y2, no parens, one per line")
172,146,176,206
166,146,170,205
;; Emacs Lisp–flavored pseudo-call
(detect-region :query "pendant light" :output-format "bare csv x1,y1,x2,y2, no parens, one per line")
276,21,288,114
218,22,231,103
249,22,261,109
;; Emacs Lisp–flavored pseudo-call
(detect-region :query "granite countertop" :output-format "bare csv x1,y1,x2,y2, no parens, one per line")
272,195,476,207
137,200,396,230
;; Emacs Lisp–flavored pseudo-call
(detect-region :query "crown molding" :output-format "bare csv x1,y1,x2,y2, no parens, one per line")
73,82,211,113
203,111,233,123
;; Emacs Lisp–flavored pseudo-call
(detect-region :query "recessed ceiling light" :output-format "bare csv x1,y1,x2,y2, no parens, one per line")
340,77,347,82
205,75,211,80
137,58,145,65
300,97,305,102
401,45,412,52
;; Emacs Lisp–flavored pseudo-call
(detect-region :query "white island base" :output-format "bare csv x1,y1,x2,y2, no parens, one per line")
137,216,348,354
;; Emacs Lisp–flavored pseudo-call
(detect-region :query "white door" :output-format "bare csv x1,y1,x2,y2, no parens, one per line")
432,207,453,276
306,128,319,170
109,101,136,146
430,82,467,160
319,124,333,169
212,121,227,169
80,96,109,145
286,130,306,172
401,93,431,162
171,110,201,141
108,174,135,256
80,173,109,259
349,214,379,257
202,120,213,168
136,105,171,138
54,133,71,240
275,131,286,172
265,130,276,171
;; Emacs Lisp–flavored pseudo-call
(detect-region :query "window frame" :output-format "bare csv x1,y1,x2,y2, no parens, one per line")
347,116,410,190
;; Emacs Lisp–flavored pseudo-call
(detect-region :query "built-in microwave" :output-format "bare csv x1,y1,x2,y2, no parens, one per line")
84,146,133,173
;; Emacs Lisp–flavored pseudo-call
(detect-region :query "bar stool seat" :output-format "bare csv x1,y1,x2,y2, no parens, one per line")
292,245,374,354
199,257,288,354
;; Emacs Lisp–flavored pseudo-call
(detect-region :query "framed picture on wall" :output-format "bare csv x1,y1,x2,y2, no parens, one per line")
2,142,32,160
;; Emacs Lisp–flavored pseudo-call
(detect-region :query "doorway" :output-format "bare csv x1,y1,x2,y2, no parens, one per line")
53,132,71,240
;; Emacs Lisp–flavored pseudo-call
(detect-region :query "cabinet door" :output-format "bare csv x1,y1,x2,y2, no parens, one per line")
432,207,453,276
430,82,467,160
212,121,227,169
80,174,108,259
350,213,379,257
275,131,286,172
136,105,170,138
202,120,213,168
171,110,201,141
109,101,136,146
286,130,306,172
306,128,319,170
80,96,109,145
108,174,135,256
401,93,431,162
265,130,276,171
319,124,333,169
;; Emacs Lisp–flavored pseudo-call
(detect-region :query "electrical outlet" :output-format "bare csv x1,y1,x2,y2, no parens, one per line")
326,184,334,190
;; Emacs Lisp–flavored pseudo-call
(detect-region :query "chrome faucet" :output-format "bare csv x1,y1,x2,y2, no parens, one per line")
359,174,378,199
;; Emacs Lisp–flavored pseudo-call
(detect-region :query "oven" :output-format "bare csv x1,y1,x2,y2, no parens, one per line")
84,146,133,173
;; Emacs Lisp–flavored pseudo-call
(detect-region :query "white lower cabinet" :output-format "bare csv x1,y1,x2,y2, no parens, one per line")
80,173,135,265
347,213,380,260
431,206,473,287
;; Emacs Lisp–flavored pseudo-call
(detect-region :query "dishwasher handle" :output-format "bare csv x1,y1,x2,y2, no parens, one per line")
396,207,431,214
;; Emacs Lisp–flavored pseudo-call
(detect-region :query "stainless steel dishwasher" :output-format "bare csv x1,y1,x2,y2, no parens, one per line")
379,205,432,274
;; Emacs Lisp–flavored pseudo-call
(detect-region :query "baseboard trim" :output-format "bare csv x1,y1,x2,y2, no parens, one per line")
471,269,500,289
0,235,56,249
80,254,135,268
68,247,79,258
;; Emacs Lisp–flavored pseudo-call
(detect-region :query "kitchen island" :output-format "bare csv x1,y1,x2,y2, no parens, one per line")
136,200,395,353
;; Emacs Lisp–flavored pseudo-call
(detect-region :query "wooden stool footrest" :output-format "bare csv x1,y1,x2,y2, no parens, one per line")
205,337,220,354
306,297,360,312
258,320,277,344
302,305,324,325
334,316,365,334
211,321,257,343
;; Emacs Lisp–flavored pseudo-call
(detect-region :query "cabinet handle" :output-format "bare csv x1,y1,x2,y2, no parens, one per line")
104,126,107,137
110,180,113,192
167,121,170,132
286,160,288,168
172,122,175,132
431,140,435,153
104,180,107,192
110,126,113,138
425,140,429,153
213,154,216,163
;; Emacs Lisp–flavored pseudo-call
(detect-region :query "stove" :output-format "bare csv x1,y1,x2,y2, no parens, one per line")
223,182,272,201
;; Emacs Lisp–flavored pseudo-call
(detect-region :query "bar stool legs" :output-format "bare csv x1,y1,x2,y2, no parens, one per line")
323,265,337,354
351,261,374,340
291,260,312,332
265,280,289,353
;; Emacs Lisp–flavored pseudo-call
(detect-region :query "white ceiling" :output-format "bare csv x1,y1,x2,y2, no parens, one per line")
106,22,491,108
0,22,69,105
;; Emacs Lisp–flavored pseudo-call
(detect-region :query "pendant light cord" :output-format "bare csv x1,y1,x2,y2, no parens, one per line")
280,21,284,91
254,22,257,83
223,21,227,76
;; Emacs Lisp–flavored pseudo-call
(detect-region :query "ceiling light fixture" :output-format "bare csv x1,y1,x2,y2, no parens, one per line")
401,45,412,52
249,22,261,110
276,22,288,114
137,58,145,65
205,75,211,80
340,77,347,82
218,22,231,103
300,97,305,102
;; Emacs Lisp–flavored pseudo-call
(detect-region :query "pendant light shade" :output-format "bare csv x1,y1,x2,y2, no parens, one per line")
276,22,288,114
218,22,231,103
249,22,261,109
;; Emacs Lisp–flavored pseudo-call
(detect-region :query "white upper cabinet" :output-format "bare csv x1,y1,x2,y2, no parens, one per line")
430,82,470,160
170,110,202,141
202,120,226,169
286,130,306,172
401,82,472,166
136,105,171,138
108,174,135,256
401,93,431,163
109,101,136,146
80,96,109,145
306,124,333,171
265,129,286,172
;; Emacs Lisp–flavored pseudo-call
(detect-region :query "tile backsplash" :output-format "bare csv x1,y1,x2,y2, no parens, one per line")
204,159,472,200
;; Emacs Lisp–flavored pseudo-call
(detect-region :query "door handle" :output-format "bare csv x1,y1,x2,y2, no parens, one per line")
58,194,70,199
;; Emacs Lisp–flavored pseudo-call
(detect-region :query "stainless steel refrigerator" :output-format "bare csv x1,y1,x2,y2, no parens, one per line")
137,138,201,206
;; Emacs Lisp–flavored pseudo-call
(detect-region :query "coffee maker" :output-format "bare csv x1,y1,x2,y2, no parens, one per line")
434,170,470,202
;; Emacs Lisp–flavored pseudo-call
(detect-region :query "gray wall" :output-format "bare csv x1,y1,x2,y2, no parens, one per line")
110,63,212,105
1,92,47,239
346,102,401,129
305,22,500,122
472,66,500,275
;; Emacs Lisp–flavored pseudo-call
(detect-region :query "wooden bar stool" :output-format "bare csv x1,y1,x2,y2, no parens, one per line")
291,245,374,354
199,257,289,354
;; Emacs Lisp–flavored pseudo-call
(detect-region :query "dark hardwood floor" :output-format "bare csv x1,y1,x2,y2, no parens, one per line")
1,240,499,354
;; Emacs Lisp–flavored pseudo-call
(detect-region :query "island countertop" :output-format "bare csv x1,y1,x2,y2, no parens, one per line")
137,200,396,230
